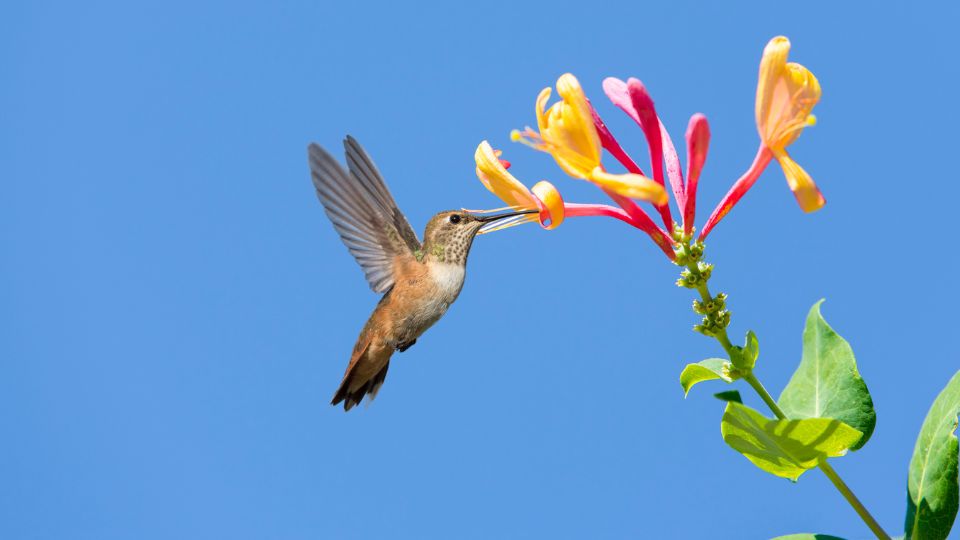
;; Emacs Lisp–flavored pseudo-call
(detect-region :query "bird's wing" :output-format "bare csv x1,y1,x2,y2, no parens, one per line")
308,137,422,293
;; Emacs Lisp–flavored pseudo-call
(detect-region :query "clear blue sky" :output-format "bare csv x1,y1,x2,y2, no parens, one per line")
2,1,958,539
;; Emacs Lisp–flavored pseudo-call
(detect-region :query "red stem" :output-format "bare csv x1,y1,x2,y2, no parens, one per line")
699,145,774,240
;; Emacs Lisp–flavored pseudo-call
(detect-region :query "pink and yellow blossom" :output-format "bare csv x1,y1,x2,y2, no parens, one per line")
701,36,823,239
473,141,676,258
512,74,668,206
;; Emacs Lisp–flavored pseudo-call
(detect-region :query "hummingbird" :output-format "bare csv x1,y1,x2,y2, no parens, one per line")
308,136,536,411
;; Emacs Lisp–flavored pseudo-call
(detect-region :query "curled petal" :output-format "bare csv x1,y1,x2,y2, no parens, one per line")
774,149,824,212
531,180,565,229
475,141,539,209
535,87,552,133
683,114,710,235
524,74,603,179
589,168,668,205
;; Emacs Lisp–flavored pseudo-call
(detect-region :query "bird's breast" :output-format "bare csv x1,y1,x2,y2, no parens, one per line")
383,262,466,343
428,262,466,302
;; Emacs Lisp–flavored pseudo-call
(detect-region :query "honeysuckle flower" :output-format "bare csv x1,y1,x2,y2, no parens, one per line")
602,77,711,236
474,141,565,231
473,141,676,258
602,77,676,230
757,36,823,212
700,36,823,240
512,73,668,206
591,105,678,253
683,114,710,236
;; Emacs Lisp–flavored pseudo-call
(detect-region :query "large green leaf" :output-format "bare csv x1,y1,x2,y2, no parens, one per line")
905,370,960,540
770,535,846,540
721,401,862,481
778,300,876,450
680,358,735,396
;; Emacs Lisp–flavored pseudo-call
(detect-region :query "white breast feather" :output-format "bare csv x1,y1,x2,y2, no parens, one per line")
430,262,466,300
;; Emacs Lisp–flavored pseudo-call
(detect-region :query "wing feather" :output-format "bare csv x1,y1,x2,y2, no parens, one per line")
343,136,422,255
308,138,422,293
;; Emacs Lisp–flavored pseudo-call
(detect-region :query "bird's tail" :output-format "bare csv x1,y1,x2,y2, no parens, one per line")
331,339,392,411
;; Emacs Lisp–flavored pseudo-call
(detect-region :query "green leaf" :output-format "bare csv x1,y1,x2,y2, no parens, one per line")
770,535,846,540
721,401,862,481
905,369,960,540
778,300,876,450
743,330,759,369
680,358,736,396
714,390,742,404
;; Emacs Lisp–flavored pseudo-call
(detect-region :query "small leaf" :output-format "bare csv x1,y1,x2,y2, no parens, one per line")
721,401,862,481
905,369,960,540
714,390,742,404
680,358,735,396
778,300,876,450
770,535,846,540
743,330,759,369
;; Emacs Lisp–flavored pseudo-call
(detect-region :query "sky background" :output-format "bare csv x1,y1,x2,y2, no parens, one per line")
2,1,958,539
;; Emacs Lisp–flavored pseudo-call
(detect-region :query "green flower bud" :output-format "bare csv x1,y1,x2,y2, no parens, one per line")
689,241,704,260
697,262,713,281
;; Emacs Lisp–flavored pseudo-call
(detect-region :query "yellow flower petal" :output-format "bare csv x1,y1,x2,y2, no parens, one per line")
756,36,792,135
517,73,604,180
756,36,822,150
555,73,601,166
531,180,565,229
588,168,668,205
535,87,552,134
773,149,824,213
474,141,538,209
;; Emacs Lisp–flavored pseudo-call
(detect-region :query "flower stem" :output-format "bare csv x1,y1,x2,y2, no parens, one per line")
684,260,890,540
741,372,786,418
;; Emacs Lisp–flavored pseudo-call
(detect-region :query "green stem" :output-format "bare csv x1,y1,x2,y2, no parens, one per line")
684,260,891,540
818,460,892,540
742,373,786,418
741,371,889,539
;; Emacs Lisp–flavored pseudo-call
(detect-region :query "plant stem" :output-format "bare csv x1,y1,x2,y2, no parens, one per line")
742,373,786,418
685,261,891,540
741,373,891,538
818,461,892,540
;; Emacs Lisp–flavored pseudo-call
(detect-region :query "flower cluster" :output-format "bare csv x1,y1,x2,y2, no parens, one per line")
471,36,823,256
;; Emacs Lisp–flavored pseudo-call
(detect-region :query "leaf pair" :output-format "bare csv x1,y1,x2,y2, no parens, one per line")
723,302,875,481
682,301,876,480
679,331,756,395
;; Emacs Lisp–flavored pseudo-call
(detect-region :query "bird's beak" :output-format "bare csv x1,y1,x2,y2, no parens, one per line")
474,209,539,223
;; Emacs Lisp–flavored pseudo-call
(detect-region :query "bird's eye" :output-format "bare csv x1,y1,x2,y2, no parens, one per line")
449,214,462,224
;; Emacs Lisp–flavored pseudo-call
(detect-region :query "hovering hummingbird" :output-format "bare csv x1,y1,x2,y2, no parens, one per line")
308,136,536,411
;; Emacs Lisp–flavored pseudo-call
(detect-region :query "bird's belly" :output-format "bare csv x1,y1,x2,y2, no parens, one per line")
392,263,465,342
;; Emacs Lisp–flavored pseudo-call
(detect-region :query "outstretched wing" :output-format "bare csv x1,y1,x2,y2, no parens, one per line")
308,137,421,293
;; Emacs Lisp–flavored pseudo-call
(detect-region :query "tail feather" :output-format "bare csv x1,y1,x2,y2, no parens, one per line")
331,338,392,411
331,361,390,411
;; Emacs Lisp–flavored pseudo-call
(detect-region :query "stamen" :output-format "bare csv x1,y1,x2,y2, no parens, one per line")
511,127,547,151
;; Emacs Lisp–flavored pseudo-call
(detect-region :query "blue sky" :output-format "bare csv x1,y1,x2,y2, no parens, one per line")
2,1,958,538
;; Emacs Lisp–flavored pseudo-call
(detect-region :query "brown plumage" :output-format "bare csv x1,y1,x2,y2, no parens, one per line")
308,136,534,411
